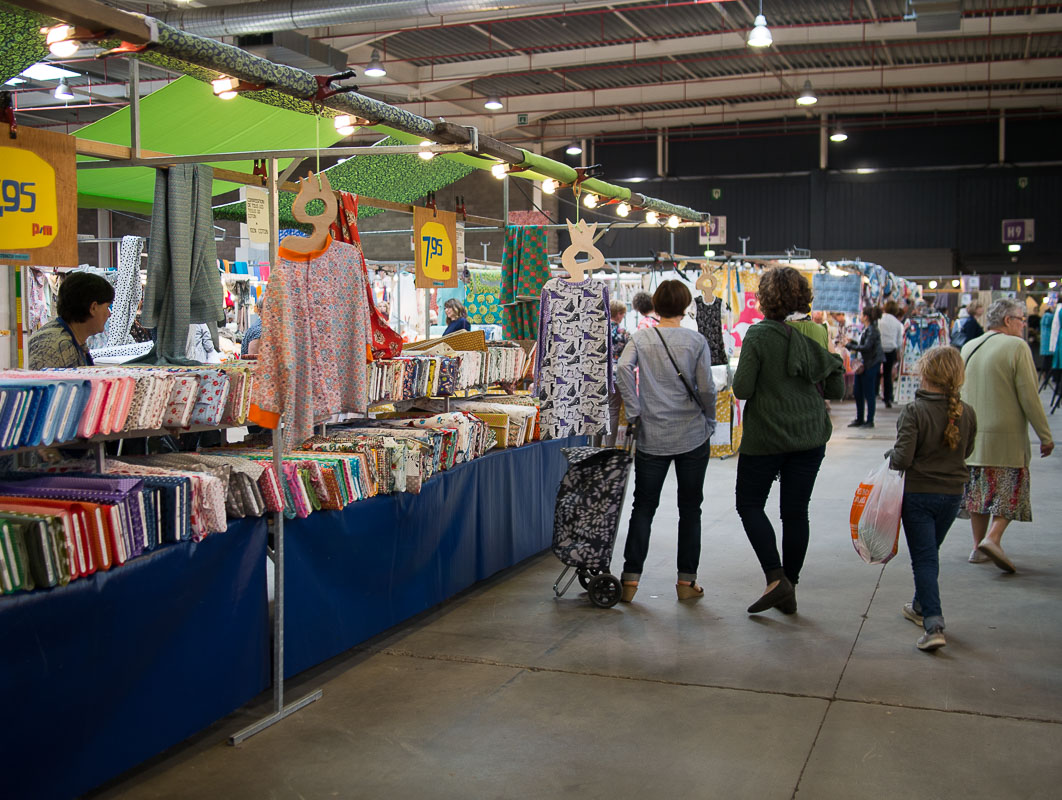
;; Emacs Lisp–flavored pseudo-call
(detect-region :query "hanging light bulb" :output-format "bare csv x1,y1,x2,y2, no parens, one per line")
747,2,772,48
951,279,961,288
796,79,817,106
418,140,435,161
1009,244,1022,253
364,49,386,78
491,163,508,179
1050,281,1058,289
583,193,599,209
484,95,503,110
1023,278,1034,286
53,79,74,101
667,215,681,228
334,115,358,135
541,178,558,195
212,76,239,100
829,125,848,142
46,25,80,58
566,141,583,156
928,280,938,289
645,210,659,225
616,202,630,218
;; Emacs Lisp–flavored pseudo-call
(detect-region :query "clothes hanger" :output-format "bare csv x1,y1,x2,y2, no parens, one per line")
696,262,718,301
281,171,338,254
560,218,605,282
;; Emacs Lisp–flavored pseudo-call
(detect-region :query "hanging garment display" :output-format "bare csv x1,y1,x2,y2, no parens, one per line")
250,237,371,449
465,269,503,325
330,191,404,360
811,273,863,315
105,236,146,347
140,164,225,364
694,295,727,366
534,278,613,438
895,313,950,404
501,226,551,340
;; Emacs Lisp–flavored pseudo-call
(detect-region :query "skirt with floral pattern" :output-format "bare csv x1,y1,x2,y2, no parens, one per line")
960,466,1032,522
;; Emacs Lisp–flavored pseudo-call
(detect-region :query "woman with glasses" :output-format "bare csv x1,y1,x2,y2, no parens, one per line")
959,297,1054,572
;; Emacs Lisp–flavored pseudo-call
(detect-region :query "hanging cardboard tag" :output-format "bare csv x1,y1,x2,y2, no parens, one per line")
244,186,270,244
414,206,458,289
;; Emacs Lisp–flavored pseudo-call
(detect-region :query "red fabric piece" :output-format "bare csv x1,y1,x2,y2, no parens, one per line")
330,192,403,360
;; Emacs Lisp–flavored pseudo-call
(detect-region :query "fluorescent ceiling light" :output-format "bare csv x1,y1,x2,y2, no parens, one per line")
20,62,80,81
856,167,876,174
364,49,386,78
829,127,848,142
747,14,772,48
796,79,817,106
566,141,582,155
484,95,503,110
1008,244,1022,253
4,77,26,85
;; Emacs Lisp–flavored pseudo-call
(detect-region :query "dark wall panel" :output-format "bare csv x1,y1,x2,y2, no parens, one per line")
830,122,996,171
671,132,819,177
824,173,958,249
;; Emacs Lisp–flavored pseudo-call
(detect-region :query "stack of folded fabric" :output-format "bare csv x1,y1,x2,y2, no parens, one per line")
484,343,528,386
422,398,539,447
367,354,464,404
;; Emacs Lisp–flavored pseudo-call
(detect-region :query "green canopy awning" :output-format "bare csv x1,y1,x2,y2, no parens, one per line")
76,75,345,213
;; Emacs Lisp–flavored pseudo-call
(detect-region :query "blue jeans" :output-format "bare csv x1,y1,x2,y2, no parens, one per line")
854,362,881,423
902,492,962,632
622,438,710,581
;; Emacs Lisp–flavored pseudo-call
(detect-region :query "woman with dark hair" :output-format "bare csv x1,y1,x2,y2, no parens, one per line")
733,267,845,614
846,306,885,428
443,298,471,335
616,280,716,602
27,272,114,369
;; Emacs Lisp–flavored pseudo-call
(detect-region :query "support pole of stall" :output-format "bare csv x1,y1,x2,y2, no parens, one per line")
129,59,140,159
230,159,322,746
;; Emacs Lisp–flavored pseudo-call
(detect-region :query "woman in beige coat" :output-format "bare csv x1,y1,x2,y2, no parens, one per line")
959,298,1055,572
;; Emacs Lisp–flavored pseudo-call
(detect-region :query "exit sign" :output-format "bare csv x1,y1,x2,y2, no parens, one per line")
517,113,528,125
1002,218,1034,243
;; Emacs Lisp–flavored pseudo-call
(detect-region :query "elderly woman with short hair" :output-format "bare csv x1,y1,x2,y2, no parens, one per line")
959,297,1054,572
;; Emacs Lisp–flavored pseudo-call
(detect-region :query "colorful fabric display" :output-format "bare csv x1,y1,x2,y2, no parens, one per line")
465,269,503,325
811,273,863,315
501,226,551,340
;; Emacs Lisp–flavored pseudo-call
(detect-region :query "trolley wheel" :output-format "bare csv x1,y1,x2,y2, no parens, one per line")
578,568,601,589
587,574,622,608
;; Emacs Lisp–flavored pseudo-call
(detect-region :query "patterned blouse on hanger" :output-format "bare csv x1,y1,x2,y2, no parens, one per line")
694,295,728,366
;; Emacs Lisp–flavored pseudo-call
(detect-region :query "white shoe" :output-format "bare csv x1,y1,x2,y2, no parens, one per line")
968,548,990,564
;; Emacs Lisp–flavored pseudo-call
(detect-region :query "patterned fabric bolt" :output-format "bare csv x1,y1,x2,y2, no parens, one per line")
535,278,613,438
465,269,502,325
105,236,146,347
552,447,632,571
501,226,551,340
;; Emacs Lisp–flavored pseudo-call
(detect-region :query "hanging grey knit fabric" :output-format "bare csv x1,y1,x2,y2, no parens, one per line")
138,164,224,364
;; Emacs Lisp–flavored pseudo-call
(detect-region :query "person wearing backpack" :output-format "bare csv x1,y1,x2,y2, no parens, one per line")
887,346,977,651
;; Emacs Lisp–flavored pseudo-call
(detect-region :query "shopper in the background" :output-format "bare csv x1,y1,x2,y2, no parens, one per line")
241,300,263,357
443,298,472,335
1039,301,1056,380
878,300,905,408
960,298,1054,572
27,272,114,369
733,267,845,615
616,281,716,603
632,291,659,330
952,300,984,349
887,346,976,652
846,306,885,428
603,299,630,447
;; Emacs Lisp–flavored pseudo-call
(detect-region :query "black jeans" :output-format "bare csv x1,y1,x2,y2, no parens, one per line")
854,362,881,423
735,445,827,585
878,350,897,404
622,438,710,580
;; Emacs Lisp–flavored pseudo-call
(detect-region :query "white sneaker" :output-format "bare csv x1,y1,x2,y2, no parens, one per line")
968,548,990,564
902,603,924,626
917,629,947,651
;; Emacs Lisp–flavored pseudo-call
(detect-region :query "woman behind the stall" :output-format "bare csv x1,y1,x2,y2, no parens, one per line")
27,272,114,370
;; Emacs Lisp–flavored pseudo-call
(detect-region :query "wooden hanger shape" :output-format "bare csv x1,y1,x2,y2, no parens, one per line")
561,218,605,282
281,171,338,254
696,263,718,301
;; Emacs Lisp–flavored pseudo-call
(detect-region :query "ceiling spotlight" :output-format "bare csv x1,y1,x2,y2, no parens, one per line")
1024,278,1034,286
928,280,938,289
1050,281,1057,288
1009,244,1022,253
645,210,659,225
747,2,772,49
830,126,848,142
616,202,630,217
53,79,74,101
46,25,80,58
334,114,358,135
566,141,583,156
796,79,817,106
542,178,558,194
667,215,681,228
583,193,599,209
484,95,503,110
212,76,239,100
951,279,960,288
364,49,386,78
418,140,435,161
491,163,508,179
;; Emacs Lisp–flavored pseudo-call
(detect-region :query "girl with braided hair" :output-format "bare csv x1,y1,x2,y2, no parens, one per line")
887,346,977,651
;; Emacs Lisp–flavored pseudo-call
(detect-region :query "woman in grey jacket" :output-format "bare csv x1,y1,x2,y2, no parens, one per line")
846,306,885,428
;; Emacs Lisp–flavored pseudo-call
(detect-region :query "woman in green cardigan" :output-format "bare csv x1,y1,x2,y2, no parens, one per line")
733,268,846,615
959,297,1054,573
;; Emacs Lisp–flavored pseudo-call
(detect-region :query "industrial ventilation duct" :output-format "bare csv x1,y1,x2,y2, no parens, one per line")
905,0,963,33
161,0,604,37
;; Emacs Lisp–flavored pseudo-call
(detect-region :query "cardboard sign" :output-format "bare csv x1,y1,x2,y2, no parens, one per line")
414,206,458,289
0,124,76,267
244,186,270,244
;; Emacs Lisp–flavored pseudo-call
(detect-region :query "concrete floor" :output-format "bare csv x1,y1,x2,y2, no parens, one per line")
92,396,1062,800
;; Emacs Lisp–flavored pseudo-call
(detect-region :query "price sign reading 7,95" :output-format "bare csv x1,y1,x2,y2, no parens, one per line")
413,206,458,289
0,149,58,249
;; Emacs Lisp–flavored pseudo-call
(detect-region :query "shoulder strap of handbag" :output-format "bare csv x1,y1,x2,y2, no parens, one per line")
962,331,1001,366
653,327,707,413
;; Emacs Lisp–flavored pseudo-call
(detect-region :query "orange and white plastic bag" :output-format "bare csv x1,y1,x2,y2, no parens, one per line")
850,459,904,564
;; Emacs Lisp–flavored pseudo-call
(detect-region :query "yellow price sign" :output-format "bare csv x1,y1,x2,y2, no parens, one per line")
414,206,458,288
0,149,58,249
